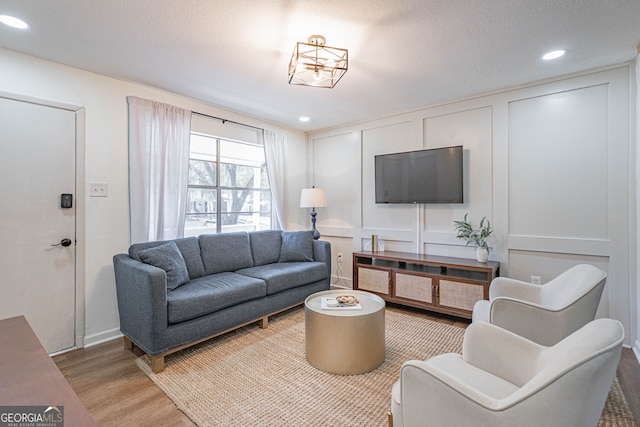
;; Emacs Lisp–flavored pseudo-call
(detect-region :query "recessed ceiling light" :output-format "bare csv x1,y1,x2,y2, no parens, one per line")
299,116,310,122
542,49,566,61
0,15,29,29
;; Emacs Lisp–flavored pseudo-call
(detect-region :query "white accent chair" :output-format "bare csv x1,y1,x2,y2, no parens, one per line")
472,264,606,346
389,318,624,427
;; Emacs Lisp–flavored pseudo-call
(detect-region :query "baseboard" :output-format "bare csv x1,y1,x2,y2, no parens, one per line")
83,327,122,348
331,275,352,289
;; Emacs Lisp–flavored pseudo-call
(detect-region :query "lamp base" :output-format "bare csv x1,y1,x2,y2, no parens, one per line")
310,209,321,240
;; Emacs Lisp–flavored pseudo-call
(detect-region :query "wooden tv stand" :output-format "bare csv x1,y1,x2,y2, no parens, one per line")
353,251,500,319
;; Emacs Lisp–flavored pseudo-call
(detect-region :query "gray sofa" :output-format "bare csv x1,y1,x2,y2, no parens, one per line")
113,230,331,372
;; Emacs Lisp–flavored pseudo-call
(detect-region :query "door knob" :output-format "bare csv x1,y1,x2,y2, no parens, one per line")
51,238,72,247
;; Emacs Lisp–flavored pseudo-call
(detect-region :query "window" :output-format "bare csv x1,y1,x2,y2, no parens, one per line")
185,133,271,236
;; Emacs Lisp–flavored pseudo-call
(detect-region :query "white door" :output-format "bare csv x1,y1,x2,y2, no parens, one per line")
0,96,76,354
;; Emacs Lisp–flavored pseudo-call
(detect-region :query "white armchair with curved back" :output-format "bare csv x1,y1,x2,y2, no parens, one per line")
472,264,606,346
390,318,623,427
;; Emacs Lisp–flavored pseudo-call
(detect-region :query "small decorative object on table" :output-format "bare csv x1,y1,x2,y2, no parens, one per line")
454,213,493,262
336,294,359,305
321,294,362,310
366,236,384,252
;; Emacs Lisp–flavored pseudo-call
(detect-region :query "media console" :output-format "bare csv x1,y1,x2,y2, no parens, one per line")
353,250,500,319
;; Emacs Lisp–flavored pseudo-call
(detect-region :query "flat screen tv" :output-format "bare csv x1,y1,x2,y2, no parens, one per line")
375,145,463,204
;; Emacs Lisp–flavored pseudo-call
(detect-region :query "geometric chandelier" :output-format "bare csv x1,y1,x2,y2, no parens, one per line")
288,35,348,88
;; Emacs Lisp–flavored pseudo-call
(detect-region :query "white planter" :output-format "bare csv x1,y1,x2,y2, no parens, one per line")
476,247,489,263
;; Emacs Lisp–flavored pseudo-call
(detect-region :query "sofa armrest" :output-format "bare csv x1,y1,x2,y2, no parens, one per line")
113,253,169,354
312,240,332,279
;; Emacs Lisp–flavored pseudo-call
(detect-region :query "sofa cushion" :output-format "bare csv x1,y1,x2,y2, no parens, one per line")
137,241,190,291
166,272,267,323
249,230,282,266
129,237,205,280
199,232,254,275
278,230,314,262
174,237,206,279
236,261,327,295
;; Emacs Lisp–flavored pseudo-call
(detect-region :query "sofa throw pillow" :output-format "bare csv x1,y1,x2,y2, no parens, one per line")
137,241,190,291
278,230,314,262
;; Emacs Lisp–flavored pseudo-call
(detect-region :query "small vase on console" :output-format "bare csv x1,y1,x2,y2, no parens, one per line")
475,246,489,263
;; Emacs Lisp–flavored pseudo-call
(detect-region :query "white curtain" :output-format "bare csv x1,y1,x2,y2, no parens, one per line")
263,129,285,230
127,96,192,243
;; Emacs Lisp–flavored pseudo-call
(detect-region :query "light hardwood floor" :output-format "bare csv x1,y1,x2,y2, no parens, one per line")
53,306,640,426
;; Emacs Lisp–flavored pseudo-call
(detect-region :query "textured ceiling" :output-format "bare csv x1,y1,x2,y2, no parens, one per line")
1,0,639,131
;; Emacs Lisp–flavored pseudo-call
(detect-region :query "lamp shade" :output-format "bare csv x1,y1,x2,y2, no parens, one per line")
300,188,327,208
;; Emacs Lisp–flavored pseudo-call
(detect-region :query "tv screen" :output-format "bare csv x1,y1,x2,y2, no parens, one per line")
375,145,463,204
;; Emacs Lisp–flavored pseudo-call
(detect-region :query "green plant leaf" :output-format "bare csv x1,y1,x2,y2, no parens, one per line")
453,213,493,249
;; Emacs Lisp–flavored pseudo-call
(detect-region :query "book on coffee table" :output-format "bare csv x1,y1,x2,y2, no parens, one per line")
321,297,362,310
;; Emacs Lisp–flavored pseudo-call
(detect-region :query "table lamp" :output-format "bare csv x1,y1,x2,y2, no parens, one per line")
300,187,327,239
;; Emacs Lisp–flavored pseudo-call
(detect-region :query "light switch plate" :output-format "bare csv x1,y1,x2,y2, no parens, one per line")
90,182,108,197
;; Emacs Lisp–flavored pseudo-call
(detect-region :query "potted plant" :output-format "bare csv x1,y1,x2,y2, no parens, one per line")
454,213,493,262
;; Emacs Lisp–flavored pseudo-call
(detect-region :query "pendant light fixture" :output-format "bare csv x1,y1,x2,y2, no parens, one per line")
288,35,348,88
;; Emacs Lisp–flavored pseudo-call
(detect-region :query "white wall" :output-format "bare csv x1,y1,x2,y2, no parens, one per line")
309,65,636,346
635,52,640,358
0,47,306,347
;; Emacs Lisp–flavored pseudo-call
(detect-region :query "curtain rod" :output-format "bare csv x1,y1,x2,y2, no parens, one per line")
193,111,264,132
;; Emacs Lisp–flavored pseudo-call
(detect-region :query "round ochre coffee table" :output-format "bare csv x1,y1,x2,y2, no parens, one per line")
304,290,385,375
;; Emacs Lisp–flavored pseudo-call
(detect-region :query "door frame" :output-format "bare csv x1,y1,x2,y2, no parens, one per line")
0,91,86,353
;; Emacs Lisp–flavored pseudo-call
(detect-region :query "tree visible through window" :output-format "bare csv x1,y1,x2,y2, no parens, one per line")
185,133,271,236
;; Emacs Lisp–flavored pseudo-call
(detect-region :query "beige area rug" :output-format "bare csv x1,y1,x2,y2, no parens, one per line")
137,308,635,426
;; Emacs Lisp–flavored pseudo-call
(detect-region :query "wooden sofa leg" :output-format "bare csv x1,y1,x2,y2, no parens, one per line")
151,355,165,373
259,316,268,329
123,336,133,351
124,336,145,357
388,411,393,427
